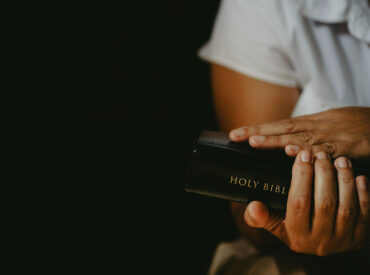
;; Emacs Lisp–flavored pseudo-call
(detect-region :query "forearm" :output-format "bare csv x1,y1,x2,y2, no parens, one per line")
211,63,300,247
211,64,299,132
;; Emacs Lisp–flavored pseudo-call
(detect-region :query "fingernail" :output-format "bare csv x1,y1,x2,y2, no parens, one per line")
316,151,328,160
231,128,245,138
300,150,311,162
252,135,266,143
287,145,299,153
337,157,349,168
357,177,367,191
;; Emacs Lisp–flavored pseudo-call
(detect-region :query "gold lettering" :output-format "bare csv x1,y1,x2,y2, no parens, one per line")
275,185,280,193
230,176,238,184
230,177,282,193
247,179,253,188
239,178,247,186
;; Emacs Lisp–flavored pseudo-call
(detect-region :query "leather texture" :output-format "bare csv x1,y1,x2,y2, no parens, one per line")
185,130,293,212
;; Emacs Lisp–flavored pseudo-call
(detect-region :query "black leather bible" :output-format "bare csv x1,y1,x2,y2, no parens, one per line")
185,130,368,213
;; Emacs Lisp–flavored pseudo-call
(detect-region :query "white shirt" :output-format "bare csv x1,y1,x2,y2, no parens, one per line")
199,0,370,117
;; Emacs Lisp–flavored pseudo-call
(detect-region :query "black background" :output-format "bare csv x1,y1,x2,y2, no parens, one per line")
39,1,238,273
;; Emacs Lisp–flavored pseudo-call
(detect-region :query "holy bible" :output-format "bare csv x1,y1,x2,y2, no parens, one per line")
185,130,293,212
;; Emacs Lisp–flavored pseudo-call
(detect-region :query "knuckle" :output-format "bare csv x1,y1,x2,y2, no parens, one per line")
293,167,312,178
322,142,337,157
318,197,337,214
276,136,286,147
337,174,355,185
290,196,310,212
337,205,356,221
281,119,296,133
315,161,333,173
298,132,315,145
252,125,261,135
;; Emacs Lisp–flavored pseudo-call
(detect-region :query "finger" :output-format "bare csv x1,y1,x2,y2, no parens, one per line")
244,201,270,228
353,176,370,249
249,131,331,149
311,152,337,239
285,144,307,157
285,143,341,159
286,150,313,235
229,108,340,142
334,157,357,242
229,119,321,142
244,201,287,243
311,143,340,158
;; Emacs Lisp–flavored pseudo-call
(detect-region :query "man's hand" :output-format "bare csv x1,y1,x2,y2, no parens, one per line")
229,107,370,160
244,150,370,256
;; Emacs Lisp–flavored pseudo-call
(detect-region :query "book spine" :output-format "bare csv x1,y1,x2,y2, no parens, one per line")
185,149,291,212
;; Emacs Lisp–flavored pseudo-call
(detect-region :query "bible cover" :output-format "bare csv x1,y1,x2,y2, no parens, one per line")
185,130,294,212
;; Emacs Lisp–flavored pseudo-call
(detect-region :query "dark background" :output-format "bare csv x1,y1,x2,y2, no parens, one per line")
39,1,237,273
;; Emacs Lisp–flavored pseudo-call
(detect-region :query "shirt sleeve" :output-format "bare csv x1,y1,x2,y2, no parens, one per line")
199,0,298,87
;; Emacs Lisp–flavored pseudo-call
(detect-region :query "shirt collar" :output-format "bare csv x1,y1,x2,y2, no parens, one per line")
301,0,370,43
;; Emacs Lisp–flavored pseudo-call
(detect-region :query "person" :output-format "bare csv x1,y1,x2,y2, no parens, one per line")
198,0,370,273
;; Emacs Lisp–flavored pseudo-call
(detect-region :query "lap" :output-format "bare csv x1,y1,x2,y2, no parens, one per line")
209,238,370,275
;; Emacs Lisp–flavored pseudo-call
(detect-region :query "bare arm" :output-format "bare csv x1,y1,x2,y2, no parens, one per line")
211,63,300,247
211,63,300,131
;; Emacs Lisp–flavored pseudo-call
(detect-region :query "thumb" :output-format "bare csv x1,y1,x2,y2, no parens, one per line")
244,201,270,228
244,201,286,240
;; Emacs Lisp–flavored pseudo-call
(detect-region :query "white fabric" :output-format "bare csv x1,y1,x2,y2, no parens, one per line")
302,0,370,42
198,0,370,117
